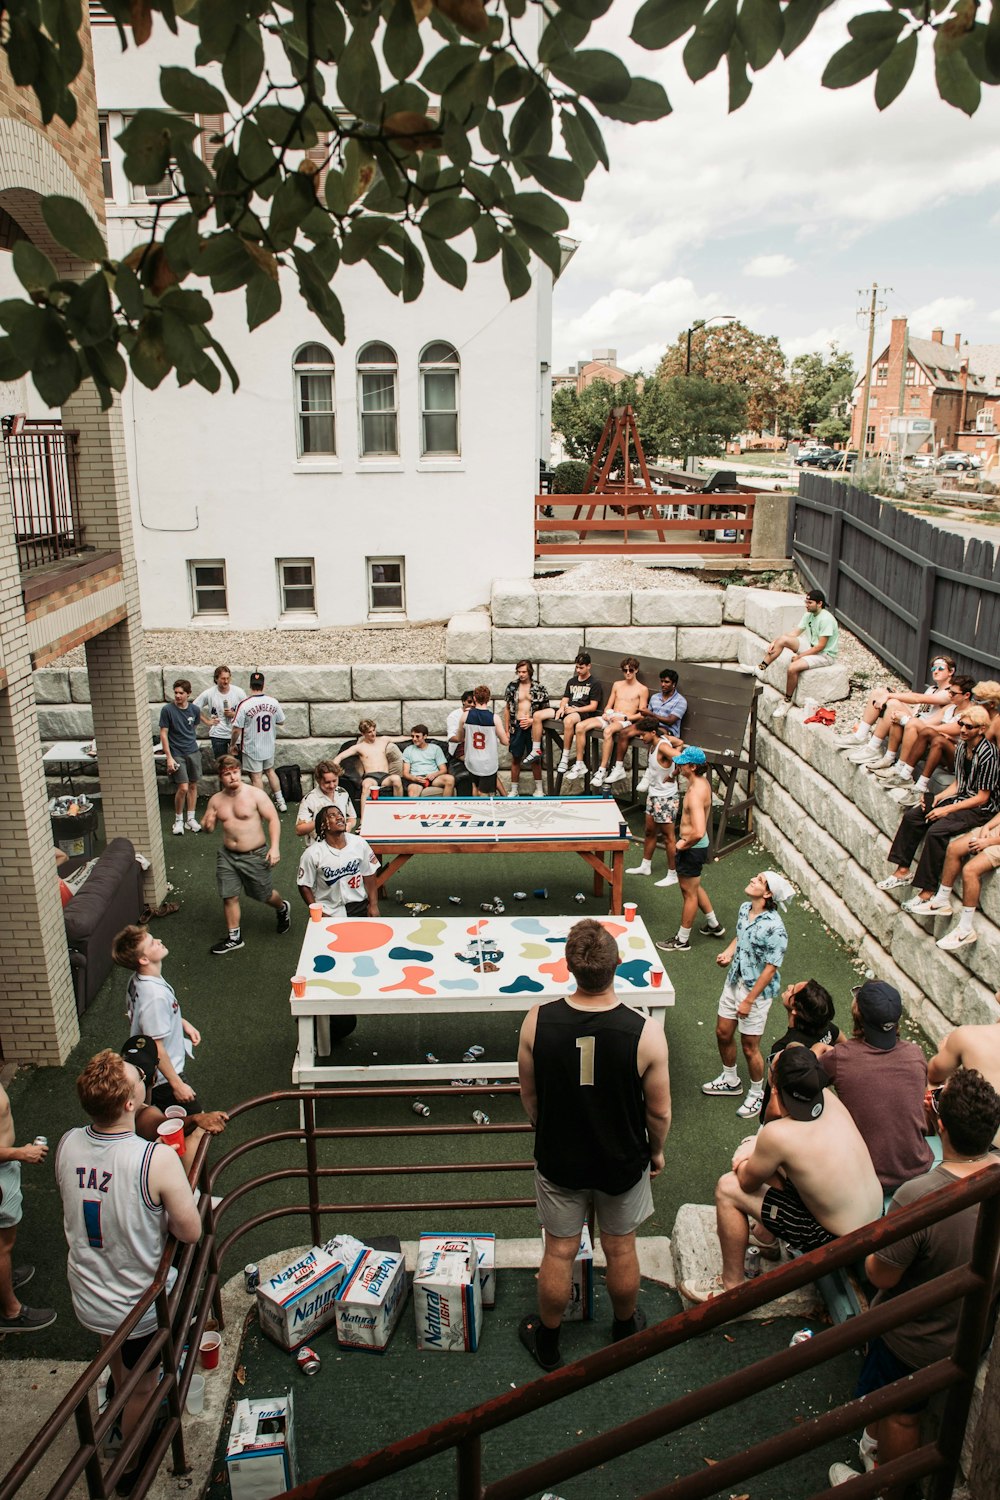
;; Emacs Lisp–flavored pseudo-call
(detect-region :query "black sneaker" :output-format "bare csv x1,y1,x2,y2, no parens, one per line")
656,937,691,953
276,900,292,934
210,935,245,955
12,1265,34,1290
701,922,727,938
0,1303,57,1332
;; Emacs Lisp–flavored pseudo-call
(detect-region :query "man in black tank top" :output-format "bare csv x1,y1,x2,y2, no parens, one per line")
517,919,671,1371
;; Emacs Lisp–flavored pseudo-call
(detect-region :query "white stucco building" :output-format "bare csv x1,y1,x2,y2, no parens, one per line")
83,13,552,629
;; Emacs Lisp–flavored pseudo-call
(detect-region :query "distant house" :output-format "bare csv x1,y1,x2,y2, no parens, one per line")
552,349,637,395
850,318,1000,464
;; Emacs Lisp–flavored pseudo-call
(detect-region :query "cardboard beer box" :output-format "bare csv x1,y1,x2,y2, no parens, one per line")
413,1237,483,1352
418,1231,496,1308
322,1232,369,1267
256,1246,350,1351
226,1393,297,1500
541,1225,595,1321
334,1248,407,1352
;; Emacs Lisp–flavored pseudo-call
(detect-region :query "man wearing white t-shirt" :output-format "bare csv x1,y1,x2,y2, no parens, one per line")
295,760,356,838
113,926,203,1112
297,805,380,917
194,664,246,766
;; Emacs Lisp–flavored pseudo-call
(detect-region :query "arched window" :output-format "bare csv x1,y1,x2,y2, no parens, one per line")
357,341,399,457
293,343,336,456
420,341,460,456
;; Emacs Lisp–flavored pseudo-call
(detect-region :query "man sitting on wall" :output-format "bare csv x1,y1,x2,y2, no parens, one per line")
332,720,404,802
401,725,455,798
756,588,839,720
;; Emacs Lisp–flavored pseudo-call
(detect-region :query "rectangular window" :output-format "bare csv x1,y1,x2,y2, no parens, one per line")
98,115,113,198
368,557,405,613
279,558,316,613
189,560,227,616
875,364,888,385
866,426,876,447
360,372,398,456
422,370,459,455
297,372,335,455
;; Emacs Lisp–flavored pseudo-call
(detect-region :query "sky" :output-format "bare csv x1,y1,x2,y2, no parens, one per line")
552,4,1000,378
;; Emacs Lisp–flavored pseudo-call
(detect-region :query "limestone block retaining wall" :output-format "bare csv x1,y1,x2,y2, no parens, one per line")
751,685,1000,1044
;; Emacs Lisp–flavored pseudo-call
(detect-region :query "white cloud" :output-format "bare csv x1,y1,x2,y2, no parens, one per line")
782,325,860,363
989,308,1000,325
744,254,797,279
906,296,976,336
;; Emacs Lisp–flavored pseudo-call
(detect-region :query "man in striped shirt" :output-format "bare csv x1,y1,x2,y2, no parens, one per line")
878,705,1000,904
230,671,287,813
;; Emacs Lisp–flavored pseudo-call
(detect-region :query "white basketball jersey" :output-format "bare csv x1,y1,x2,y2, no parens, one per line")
56,1126,171,1338
463,708,499,775
232,694,285,761
646,745,677,795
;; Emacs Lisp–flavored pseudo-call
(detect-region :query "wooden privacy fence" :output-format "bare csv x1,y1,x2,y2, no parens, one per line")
793,471,1000,687
534,493,756,558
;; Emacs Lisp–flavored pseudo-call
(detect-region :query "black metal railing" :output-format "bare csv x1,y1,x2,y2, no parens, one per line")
2,418,85,569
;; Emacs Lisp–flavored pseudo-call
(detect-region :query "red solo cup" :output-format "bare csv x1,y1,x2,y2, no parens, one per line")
308,903,322,923
291,975,307,998
164,1105,186,1119
370,788,380,801
623,902,637,923
157,1119,184,1154
651,968,664,989
199,1331,221,1370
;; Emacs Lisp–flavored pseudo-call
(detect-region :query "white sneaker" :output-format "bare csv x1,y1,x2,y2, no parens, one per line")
564,761,586,781
829,1462,863,1487
937,926,978,950
736,1093,763,1119
556,754,571,774
185,817,201,833
532,787,544,798
172,817,184,835
606,764,627,785
865,753,897,772
771,701,789,720
876,874,911,891
873,766,909,784
626,863,651,877
834,732,863,749
506,787,519,798
275,798,287,812
635,775,650,793
522,748,541,767
654,870,679,887
902,895,949,916
848,744,882,763
590,768,607,787
702,1073,743,1097
890,786,924,807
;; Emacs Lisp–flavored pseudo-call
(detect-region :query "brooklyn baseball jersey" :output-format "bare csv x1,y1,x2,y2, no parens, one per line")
232,693,285,761
56,1126,172,1338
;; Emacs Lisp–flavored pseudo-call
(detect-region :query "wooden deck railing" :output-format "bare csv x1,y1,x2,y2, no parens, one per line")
534,493,756,557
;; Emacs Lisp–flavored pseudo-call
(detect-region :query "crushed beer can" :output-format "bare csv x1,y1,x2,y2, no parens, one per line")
472,1110,490,1125
512,891,527,900
424,1051,440,1063
448,896,462,904
574,892,586,903
789,1328,814,1346
296,1346,321,1375
394,889,404,902
412,1101,430,1117
464,1045,485,1059
405,902,431,914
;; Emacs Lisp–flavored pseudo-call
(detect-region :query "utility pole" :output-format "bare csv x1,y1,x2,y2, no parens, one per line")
856,283,888,469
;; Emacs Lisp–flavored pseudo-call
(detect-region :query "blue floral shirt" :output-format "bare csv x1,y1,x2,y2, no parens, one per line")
726,901,787,1000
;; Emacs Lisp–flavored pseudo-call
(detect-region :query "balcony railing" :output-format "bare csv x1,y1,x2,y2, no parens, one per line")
2,418,85,570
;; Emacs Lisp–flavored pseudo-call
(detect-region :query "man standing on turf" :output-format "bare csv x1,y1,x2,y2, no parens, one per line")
230,670,288,813
0,1080,55,1333
159,679,203,836
56,1050,201,1495
112,926,203,1112
702,869,794,1120
460,686,509,797
656,747,725,949
201,755,291,955
517,919,671,1370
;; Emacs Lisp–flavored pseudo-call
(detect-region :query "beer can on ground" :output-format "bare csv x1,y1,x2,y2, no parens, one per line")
244,1263,260,1293
412,1101,430,1117
472,1110,490,1125
33,1136,48,1147
789,1328,814,1346
744,1246,762,1279
296,1346,321,1375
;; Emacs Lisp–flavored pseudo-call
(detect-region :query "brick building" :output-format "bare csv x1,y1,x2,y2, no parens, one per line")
0,16,166,1064
552,348,636,395
851,317,1000,463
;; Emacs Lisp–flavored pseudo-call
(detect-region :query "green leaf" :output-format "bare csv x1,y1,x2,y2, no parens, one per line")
340,22,383,118
727,38,752,110
479,108,508,156
780,0,827,58
631,0,705,50
593,76,671,122
522,155,585,200
510,85,554,157
961,23,1000,86
0,334,30,382
737,0,783,71
255,105,317,149
160,288,214,324
422,233,468,289
988,0,1000,74
538,13,591,64
13,240,57,293
268,175,316,251
935,33,981,114
506,191,570,232
65,271,115,346
552,0,614,19
367,247,404,296
197,233,255,293
40,195,107,262
847,10,907,45
508,220,562,279
822,34,898,89
420,42,481,94
159,65,227,115
129,317,172,390
205,334,241,392
573,100,610,170
683,0,738,82
223,23,264,106
421,197,480,239
33,313,82,407
462,166,500,208
82,340,128,398
401,234,425,302
547,48,632,103
874,32,918,110
472,214,502,262
500,236,532,299
384,0,424,81
559,106,598,173
163,213,202,277
292,246,346,342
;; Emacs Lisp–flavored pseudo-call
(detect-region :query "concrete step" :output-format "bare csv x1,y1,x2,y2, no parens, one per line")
671,1203,823,1320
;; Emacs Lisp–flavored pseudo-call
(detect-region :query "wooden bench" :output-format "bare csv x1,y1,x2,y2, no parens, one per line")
539,649,761,859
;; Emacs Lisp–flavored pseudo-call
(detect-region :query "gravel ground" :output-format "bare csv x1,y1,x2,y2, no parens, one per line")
534,558,710,591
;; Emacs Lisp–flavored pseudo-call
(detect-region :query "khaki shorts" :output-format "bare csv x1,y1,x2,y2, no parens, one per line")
242,753,274,774
797,643,837,670
717,978,773,1037
979,842,1000,870
534,1164,654,1238
216,844,274,903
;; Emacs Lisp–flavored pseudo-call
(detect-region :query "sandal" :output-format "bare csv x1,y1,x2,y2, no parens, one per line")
518,1314,562,1372
149,901,180,918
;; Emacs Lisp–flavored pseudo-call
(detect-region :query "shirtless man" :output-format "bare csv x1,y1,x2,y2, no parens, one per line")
566,657,648,787
655,747,724,951
928,1009,1000,1140
504,660,550,799
201,755,290,955
0,1080,55,1332
680,1044,882,1300
332,719,403,803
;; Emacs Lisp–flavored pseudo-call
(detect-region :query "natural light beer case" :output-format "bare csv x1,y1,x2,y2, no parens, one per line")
418,1231,496,1308
334,1248,408,1352
256,1246,350,1351
413,1236,484,1352
541,1224,595,1321
226,1393,297,1500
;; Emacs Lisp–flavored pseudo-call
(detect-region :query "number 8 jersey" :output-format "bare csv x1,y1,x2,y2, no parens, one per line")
463,706,499,775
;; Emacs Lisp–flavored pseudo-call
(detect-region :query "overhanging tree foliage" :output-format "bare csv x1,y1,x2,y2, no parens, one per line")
656,319,787,434
1,0,998,408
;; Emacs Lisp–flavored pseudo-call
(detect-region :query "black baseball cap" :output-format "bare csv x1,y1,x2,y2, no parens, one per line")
121,1034,158,1087
855,980,901,1051
250,670,265,690
774,1045,829,1121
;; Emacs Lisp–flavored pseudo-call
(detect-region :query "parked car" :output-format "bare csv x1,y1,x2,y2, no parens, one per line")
937,452,981,472
795,446,835,467
814,450,858,471
906,453,934,469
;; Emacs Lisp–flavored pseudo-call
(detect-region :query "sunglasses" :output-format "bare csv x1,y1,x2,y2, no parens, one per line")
927,1085,943,1117
932,664,949,672
958,721,978,730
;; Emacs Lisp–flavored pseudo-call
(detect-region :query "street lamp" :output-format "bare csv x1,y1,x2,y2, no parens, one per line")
685,315,736,375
